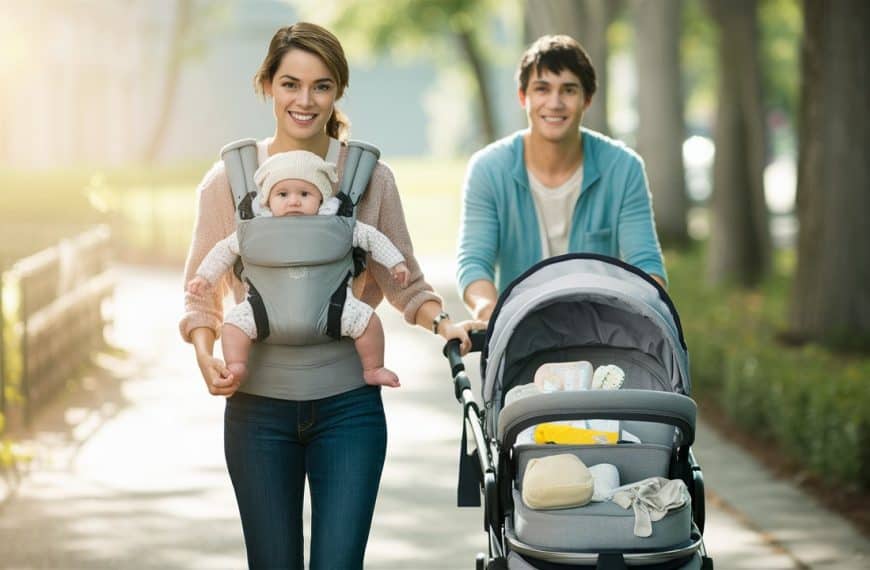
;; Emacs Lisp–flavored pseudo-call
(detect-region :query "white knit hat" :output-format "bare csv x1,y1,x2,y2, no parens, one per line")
253,150,338,207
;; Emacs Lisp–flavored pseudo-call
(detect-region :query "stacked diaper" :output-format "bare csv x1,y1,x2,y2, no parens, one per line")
505,362,636,446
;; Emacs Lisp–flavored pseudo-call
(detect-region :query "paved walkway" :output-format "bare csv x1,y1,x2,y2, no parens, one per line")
0,262,867,569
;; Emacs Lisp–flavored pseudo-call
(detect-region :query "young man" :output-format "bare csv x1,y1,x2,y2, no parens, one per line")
457,34,667,322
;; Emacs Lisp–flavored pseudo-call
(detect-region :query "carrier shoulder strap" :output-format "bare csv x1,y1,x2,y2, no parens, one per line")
336,140,381,219
221,138,381,222
220,138,259,221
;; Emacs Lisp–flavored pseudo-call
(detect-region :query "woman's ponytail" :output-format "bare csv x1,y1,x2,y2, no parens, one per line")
327,107,351,142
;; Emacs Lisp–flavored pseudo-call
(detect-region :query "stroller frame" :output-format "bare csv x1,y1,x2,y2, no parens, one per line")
443,254,713,570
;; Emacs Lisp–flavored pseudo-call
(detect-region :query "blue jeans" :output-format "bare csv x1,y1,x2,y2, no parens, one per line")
224,385,387,569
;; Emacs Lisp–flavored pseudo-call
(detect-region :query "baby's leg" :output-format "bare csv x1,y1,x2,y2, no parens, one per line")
222,301,258,385
342,291,399,388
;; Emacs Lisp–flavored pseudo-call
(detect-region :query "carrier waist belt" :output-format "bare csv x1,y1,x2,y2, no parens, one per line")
242,339,365,401
238,216,355,345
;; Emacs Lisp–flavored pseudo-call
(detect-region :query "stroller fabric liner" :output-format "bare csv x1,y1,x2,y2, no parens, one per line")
462,254,709,569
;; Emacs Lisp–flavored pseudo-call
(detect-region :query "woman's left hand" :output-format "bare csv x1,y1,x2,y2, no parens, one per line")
439,319,488,355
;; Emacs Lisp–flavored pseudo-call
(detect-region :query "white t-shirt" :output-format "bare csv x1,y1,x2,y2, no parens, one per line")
528,162,584,257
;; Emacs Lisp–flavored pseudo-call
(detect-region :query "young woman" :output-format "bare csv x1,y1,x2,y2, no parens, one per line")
180,22,480,569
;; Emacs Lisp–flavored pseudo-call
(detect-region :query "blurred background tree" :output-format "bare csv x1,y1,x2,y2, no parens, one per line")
142,0,194,164
632,0,690,248
706,0,771,286
304,0,504,144
788,0,870,348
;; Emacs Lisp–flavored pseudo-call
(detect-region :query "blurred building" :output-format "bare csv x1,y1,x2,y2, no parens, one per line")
0,0,523,168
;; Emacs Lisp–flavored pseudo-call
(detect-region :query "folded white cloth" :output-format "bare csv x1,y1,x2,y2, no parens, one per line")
589,463,620,502
611,477,689,537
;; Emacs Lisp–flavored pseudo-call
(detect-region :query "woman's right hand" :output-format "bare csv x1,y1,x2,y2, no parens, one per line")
187,276,212,297
196,352,240,397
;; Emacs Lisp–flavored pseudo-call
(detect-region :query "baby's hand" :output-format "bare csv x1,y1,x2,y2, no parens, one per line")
187,276,212,296
390,262,410,288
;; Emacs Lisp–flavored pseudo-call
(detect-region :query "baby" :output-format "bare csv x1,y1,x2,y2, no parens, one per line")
187,150,409,388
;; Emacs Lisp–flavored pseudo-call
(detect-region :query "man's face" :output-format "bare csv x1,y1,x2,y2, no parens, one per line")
519,67,590,143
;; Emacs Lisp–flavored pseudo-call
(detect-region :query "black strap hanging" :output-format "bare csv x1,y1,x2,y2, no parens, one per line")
457,417,482,507
246,279,270,342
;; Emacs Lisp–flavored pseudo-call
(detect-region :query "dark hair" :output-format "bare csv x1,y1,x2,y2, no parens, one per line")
516,35,597,101
254,22,351,141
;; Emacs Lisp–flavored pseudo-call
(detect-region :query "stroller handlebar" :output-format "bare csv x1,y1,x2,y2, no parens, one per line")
443,330,487,402
442,330,487,372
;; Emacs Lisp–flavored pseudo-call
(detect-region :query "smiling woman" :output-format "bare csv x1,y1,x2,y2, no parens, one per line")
179,21,480,570
253,25,351,154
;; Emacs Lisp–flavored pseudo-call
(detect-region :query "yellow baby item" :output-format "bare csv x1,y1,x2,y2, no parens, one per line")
533,422,619,445
522,453,594,509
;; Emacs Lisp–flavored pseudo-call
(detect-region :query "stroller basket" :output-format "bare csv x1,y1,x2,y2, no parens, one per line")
504,521,704,566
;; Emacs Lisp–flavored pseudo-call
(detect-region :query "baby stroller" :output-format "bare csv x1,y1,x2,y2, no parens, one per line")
444,254,712,569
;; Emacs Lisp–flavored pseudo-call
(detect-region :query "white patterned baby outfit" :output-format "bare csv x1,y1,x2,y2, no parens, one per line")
195,218,404,340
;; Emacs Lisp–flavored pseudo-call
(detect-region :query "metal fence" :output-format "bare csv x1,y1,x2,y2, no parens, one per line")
0,225,114,432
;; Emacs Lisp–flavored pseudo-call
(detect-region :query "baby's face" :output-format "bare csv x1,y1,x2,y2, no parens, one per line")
267,179,323,216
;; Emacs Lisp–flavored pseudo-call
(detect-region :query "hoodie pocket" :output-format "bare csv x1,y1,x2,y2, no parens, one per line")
582,228,613,255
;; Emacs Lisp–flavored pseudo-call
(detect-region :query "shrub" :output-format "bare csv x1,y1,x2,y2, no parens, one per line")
667,245,870,489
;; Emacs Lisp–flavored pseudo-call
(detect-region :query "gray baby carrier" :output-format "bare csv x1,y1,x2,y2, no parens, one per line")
220,138,380,347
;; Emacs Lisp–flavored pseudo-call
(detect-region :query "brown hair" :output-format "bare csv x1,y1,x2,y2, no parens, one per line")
254,22,351,141
516,35,596,101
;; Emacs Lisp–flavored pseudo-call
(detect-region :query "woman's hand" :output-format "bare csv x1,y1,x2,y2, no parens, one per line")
390,262,410,288
196,352,240,397
187,276,212,297
438,319,488,356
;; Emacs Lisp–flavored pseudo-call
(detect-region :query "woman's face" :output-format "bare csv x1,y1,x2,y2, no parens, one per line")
266,49,339,144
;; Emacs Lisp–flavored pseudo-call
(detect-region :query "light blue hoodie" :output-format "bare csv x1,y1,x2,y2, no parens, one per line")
457,128,667,295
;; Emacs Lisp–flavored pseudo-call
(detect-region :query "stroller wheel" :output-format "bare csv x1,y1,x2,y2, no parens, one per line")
475,552,486,570
486,557,508,570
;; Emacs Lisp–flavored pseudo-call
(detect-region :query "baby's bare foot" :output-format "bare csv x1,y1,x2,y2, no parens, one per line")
363,367,400,388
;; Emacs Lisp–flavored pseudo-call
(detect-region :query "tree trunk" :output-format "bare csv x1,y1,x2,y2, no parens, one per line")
523,0,614,135
788,0,870,349
706,0,770,286
142,0,192,164
456,28,498,143
633,0,690,248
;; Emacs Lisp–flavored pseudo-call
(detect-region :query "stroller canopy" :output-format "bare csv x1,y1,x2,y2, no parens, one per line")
482,254,689,412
